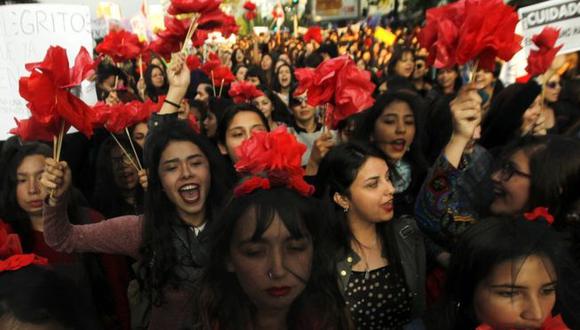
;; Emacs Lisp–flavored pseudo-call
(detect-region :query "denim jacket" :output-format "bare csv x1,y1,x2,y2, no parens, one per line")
336,215,426,319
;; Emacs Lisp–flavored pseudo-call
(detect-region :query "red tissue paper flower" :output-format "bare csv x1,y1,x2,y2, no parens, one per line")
168,0,222,15
294,55,375,128
523,207,555,225
476,313,568,330
526,27,563,77
304,26,323,44
19,46,97,138
244,1,257,21
92,100,160,133
419,0,522,71
234,126,314,197
96,29,145,63
229,81,264,104
0,223,23,258
10,117,55,142
186,54,201,71
418,0,465,69
197,8,239,38
243,1,256,11
455,0,522,71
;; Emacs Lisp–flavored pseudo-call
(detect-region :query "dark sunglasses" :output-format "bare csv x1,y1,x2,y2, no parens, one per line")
415,63,424,70
546,81,561,89
495,160,531,182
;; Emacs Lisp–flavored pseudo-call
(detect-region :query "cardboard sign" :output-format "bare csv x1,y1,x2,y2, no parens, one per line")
0,4,93,140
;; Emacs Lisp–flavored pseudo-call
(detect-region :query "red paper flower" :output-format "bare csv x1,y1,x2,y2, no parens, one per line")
526,27,563,77
192,29,210,47
455,0,522,71
476,313,568,330
10,117,55,142
418,1,465,69
243,1,256,11
197,8,239,38
304,26,323,44
187,113,201,133
168,0,222,15
245,11,257,21
294,56,374,128
92,100,160,133
0,254,48,272
19,46,97,138
0,224,23,258
96,29,145,63
229,81,264,104
186,54,201,71
0,225,48,273
212,66,235,87
234,126,314,197
148,37,180,61
523,207,555,225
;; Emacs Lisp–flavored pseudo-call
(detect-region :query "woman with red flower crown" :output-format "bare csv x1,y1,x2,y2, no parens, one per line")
197,126,353,330
0,142,132,329
40,55,230,329
423,214,580,329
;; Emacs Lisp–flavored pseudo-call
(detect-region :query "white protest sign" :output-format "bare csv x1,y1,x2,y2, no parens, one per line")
519,0,580,55
0,4,92,140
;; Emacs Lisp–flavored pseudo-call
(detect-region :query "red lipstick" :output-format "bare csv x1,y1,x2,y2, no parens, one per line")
266,286,291,297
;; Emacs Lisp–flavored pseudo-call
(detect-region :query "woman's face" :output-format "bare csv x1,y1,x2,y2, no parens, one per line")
253,95,273,120
372,100,416,162
221,111,268,162
16,155,47,218
356,59,366,71
151,67,165,88
344,157,395,223
277,65,292,88
474,69,495,90
412,59,428,80
227,211,313,312
235,66,248,82
437,68,458,91
490,149,531,215
521,96,542,134
394,52,414,78
473,255,556,329
132,122,149,149
235,49,245,63
203,111,218,138
544,75,561,103
158,141,211,223
261,55,273,71
111,145,139,191
290,94,316,125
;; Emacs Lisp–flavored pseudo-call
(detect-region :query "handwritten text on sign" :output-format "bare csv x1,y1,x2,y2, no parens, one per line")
0,4,92,140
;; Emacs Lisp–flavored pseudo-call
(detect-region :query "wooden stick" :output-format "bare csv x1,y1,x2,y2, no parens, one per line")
56,120,65,162
139,54,144,80
218,78,225,97
180,14,199,53
211,71,217,97
110,132,140,172
125,127,143,170
468,60,479,84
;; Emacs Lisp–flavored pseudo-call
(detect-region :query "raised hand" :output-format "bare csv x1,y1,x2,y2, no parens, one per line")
40,158,72,206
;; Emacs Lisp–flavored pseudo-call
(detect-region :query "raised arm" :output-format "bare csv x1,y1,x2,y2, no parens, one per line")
41,158,142,259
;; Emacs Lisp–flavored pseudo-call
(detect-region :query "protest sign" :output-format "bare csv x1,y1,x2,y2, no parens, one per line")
0,4,92,140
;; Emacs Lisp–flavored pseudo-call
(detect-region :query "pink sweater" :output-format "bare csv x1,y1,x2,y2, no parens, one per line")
43,201,197,329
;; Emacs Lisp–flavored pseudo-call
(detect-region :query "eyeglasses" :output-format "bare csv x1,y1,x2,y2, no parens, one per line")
495,160,531,181
546,81,561,89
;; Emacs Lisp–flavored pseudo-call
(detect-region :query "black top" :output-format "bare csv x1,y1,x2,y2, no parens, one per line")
344,264,413,330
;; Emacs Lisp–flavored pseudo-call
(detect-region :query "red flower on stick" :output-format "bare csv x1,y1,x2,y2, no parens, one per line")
10,117,55,142
243,1,256,11
96,29,145,63
19,46,97,139
229,81,264,104
168,0,222,15
0,224,48,272
304,26,323,44
243,1,257,21
526,27,563,77
234,126,314,197
294,56,375,128
186,54,201,71
523,207,555,225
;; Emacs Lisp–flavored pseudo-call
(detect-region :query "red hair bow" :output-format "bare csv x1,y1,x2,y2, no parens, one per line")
229,81,264,104
523,207,555,225
19,46,98,138
304,26,323,44
526,27,563,77
234,126,314,197
96,29,145,63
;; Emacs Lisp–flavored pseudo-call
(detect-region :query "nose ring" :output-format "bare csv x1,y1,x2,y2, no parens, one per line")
267,271,273,279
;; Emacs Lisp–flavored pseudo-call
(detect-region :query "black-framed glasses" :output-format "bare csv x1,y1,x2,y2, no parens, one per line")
495,160,531,181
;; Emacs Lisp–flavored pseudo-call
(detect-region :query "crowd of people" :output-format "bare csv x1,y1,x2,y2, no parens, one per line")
1,7,580,330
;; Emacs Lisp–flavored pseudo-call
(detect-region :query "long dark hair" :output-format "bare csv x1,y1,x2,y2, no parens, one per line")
144,64,169,102
256,85,293,125
316,142,405,278
386,46,414,78
91,136,144,218
217,104,271,146
271,62,296,94
138,121,228,305
198,188,351,330
0,143,52,250
430,216,580,329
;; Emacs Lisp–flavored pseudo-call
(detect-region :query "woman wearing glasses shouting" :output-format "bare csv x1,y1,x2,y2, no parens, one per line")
414,82,580,261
